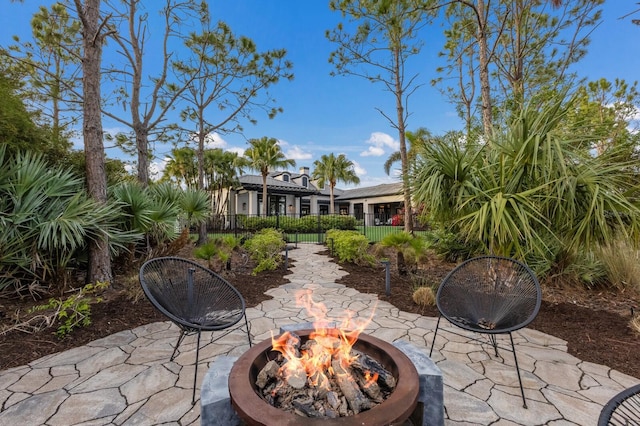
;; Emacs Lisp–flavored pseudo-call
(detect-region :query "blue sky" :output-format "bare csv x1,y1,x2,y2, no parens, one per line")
2,1,639,188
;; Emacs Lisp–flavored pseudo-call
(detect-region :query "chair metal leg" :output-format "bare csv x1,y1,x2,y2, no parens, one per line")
429,316,442,357
489,334,499,357
244,314,252,347
171,330,188,361
509,332,527,409
192,330,202,405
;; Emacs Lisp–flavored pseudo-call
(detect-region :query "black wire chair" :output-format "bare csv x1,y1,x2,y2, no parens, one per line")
598,383,640,425
139,256,252,404
429,255,541,408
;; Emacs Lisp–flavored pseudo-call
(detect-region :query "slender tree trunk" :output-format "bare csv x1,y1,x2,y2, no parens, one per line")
476,0,493,139
261,174,269,216
129,0,150,187
329,184,335,214
197,127,207,245
512,0,525,109
393,46,413,233
52,56,62,148
78,0,112,284
135,125,149,186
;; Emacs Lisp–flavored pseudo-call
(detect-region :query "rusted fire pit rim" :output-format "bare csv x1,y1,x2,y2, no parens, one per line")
229,329,419,426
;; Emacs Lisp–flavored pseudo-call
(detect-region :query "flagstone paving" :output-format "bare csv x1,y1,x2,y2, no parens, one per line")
1,243,638,425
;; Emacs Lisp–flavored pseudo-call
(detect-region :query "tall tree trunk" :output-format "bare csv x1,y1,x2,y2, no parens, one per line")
135,124,149,186
476,0,493,139
262,174,268,216
329,184,335,214
197,129,207,245
77,0,112,284
130,0,149,187
394,46,413,233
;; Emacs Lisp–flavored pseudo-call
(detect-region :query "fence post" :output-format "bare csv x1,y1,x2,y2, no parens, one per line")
284,245,289,270
363,213,367,240
327,238,334,256
317,214,322,244
381,259,391,296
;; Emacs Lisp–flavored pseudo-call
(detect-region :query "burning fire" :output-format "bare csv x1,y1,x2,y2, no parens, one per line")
270,290,379,391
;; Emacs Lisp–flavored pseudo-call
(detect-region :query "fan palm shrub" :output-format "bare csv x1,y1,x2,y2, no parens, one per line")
379,232,427,275
111,181,210,260
0,147,139,295
412,96,640,279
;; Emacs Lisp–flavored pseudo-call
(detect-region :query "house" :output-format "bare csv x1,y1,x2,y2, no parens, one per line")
225,167,405,226
335,182,404,225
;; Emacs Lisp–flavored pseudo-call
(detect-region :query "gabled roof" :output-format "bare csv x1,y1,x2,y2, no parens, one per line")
309,183,344,197
336,182,403,200
236,175,318,196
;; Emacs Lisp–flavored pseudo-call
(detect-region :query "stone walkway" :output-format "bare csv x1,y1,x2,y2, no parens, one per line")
1,244,638,425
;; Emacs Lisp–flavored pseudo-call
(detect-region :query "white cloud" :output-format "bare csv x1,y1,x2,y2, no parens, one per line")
360,132,398,157
360,146,385,157
352,160,367,177
203,132,228,149
285,145,313,161
149,157,169,181
227,146,245,156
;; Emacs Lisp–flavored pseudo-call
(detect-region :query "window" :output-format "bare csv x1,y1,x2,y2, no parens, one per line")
258,194,286,216
283,174,289,182
302,177,308,187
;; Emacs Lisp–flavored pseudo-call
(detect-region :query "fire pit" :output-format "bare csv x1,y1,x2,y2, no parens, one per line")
229,328,420,425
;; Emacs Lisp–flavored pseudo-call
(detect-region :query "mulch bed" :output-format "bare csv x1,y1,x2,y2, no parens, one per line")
1,245,639,381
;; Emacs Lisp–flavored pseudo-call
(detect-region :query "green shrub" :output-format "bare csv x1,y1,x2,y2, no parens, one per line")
0,147,140,295
424,227,482,262
326,229,373,265
237,214,357,234
562,250,607,289
194,235,242,271
243,228,286,275
320,215,357,231
380,232,428,275
238,216,277,231
29,281,108,338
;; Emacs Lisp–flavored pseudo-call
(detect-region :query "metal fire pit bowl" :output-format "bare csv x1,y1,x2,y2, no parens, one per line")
229,329,419,426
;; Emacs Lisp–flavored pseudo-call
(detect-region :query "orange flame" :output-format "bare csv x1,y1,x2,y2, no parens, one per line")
363,371,379,388
269,289,378,390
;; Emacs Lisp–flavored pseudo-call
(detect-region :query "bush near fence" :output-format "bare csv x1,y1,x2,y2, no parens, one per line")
325,229,374,265
236,214,357,233
205,213,426,243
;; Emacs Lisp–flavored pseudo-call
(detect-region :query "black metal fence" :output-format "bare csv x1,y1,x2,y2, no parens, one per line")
201,213,428,244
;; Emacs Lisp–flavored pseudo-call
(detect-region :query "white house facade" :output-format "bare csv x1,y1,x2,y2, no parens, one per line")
224,167,405,225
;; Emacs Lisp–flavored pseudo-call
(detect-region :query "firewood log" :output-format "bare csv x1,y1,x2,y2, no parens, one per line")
331,359,372,414
351,349,396,389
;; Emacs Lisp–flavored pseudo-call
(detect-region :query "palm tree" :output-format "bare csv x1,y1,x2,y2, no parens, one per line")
163,147,198,188
204,148,245,216
383,127,431,176
243,137,295,216
312,153,360,214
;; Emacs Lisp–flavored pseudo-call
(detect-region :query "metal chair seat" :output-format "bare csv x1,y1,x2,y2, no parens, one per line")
139,256,252,404
430,255,541,408
598,383,640,425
